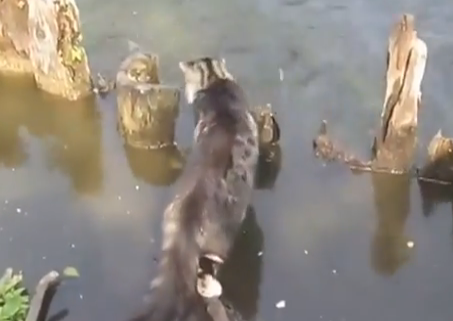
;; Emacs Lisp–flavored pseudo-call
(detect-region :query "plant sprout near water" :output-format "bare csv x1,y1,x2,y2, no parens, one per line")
0,269,29,321
0,267,79,321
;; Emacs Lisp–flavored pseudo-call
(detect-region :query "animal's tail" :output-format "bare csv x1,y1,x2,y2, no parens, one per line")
130,190,205,321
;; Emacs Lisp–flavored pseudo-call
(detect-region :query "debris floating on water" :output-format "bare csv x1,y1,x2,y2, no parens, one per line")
63,266,80,278
332,269,337,274
304,250,308,255
279,68,284,81
407,241,414,248
258,251,263,257
135,185,140,190
16,208,21,213
276,300,286,309
118,196,122,201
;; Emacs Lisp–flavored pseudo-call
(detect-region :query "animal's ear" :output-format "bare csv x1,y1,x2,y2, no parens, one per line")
179,61,189,72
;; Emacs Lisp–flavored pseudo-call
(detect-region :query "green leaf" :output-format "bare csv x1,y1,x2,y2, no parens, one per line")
0,294,22,320
63,266,80,278
1,274,22,296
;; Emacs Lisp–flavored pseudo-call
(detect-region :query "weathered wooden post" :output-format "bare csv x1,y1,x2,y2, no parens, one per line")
371,14,428,172
250,103,282,189
0,0,34,74
116,47,180,149
0,0,93,101
417,131,453,219
313,14,429,175
251,104,280,147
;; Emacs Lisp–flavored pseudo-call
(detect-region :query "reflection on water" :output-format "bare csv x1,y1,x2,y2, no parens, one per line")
219,206,264,320
371,173,412,276
418,180,453,232
124,144,185,187
0,75,103,197
255,144,282,190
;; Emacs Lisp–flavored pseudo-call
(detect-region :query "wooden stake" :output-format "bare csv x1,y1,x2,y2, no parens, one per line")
372,14,428,172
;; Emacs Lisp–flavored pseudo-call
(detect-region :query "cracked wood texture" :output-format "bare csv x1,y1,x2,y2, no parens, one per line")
0,0,93,101
116,50,180,149
371,14,428,172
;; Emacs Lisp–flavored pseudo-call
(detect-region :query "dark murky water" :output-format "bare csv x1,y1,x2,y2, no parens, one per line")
1,0,453,320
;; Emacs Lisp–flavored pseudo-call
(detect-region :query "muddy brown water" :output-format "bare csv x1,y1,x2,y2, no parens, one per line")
1,0,453,321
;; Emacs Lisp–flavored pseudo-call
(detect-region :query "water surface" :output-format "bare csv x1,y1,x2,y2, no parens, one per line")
1,1,453,321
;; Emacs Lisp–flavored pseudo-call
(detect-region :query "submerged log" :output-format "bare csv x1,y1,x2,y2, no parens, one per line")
312,120,370,171
0,0,93,101
116,47,180,149
25,271,61,321
371,14,427,172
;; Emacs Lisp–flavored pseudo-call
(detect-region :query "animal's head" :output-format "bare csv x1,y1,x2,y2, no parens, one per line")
179,57,234,104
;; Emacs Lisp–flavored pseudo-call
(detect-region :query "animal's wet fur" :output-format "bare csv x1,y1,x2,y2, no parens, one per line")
131,57,259,321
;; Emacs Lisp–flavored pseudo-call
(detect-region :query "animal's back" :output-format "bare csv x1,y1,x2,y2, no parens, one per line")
131,57,258,321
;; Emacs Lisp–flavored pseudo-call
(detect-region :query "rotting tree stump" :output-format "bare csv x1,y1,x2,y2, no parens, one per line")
313,13,428,176
417,131,453,220
252,103,281,148
0,0,93,101
371,13,427,172
116,48,180,150
418,130,453,184
0,0,34,74
251,104,282,189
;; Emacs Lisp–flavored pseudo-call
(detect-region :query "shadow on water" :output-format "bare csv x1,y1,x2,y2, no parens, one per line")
0,75,103,197
123,144,186,187
254,144,282,190
418,180,453,233
370,173,412,276
219,205,264,321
